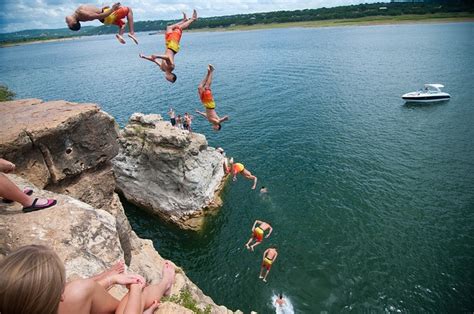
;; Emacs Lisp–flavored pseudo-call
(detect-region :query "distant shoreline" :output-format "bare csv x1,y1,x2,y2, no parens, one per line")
203,15,474,32
2,14,473,48
0,36,82,48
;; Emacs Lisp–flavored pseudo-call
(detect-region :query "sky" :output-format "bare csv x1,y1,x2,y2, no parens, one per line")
0,0,384,33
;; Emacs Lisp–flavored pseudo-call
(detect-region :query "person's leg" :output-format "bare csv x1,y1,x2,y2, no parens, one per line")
143,300,160,314
245,236,254,249
204,64,214,89
242,170,257,189
259,266,265,279
262,269,270,282
127,8,138,44
127,8,135,34
59,279,120,314
115,261,175,314
177,10,197,30
0,173,31,206
116,25,126,44
250,240,262,251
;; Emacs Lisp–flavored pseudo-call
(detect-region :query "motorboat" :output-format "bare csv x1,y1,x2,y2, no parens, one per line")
402,84,450,103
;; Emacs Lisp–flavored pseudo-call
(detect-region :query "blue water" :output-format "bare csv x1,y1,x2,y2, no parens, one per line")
1,23,474,313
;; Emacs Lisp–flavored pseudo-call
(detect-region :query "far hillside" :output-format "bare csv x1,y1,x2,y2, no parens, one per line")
1,1,473,45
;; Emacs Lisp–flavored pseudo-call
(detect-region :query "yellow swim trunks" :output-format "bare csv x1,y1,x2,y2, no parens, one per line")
233,163,245,173
203,101,216,109
166,40,180,53
165,27,182,53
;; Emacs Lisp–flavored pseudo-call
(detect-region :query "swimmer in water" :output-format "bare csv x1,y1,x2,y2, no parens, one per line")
139,10,197,83
245,220,273,251
259,186,268,194
259,246,278,282
275,293,286,307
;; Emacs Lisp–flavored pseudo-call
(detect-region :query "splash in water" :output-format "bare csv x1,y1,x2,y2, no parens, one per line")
271,293,294,314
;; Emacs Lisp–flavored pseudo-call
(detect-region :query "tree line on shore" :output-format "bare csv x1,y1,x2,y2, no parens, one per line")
0,1,473,45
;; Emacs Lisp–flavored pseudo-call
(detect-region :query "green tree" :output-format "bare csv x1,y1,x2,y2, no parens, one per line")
0,85,15,101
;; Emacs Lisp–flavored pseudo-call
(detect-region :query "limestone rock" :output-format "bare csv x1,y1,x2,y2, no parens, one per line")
113,113,227,231
0,174,123,276
0,99,119,188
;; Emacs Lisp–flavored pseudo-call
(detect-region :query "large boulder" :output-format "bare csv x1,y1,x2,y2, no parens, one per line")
113,113,227,231
0,99,119,188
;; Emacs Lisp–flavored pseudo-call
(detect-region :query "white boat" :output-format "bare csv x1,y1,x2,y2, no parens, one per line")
402,84,451,103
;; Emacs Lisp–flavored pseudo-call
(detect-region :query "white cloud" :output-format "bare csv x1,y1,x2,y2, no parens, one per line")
0,0,383,33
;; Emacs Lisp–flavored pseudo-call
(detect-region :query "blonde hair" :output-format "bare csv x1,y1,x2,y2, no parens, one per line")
0,245,66,314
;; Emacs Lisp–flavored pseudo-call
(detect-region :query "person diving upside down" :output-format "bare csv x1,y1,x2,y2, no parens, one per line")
260,246,278,283
195,64,229,131
65,3,138,44
139,10,197,83
245,220,273,251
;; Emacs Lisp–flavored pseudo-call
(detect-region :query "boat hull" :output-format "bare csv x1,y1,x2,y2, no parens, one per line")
402,95,451,103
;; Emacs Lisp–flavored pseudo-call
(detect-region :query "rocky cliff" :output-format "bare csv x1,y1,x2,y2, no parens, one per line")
113,113,227,231
0,99,238,314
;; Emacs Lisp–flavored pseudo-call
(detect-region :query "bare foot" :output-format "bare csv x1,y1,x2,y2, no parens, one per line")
116,34,126,44
28,198,51,206
192,9,197,20
259,275,264,279
263,278,267,283
182,12,187,21
128,33,138,45
208,64,214,72
143,300,160,314
162,260,175,297
250,246,254,252
245,244,250,250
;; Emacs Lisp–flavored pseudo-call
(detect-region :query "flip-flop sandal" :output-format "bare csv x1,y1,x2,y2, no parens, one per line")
2,188,33,203
22,198,57,213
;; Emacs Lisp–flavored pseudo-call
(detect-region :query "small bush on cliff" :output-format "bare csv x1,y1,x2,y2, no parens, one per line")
162,289,211,314
0,85,15,101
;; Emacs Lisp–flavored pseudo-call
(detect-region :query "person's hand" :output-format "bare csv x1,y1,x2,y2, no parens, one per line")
114,273,146,287
111,2,121,10
0,159,15,173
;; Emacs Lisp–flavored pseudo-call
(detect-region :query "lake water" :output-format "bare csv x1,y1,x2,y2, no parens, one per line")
1,23,473,313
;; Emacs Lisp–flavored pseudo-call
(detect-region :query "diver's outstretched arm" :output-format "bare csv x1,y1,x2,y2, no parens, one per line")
139,54,161,66
195,109,207,118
